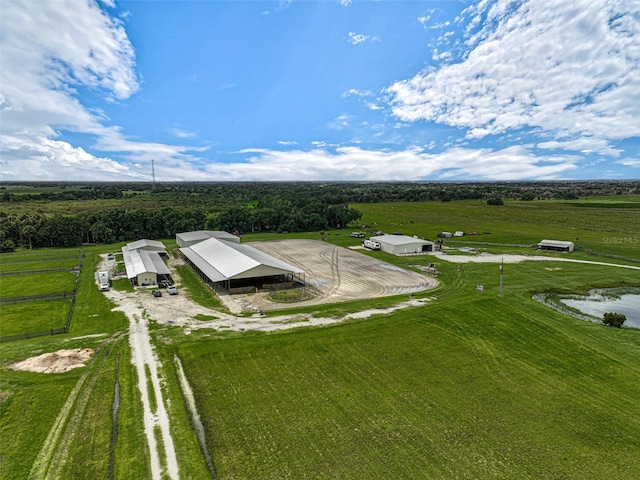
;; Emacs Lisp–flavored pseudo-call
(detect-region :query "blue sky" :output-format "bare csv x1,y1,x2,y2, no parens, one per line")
1,0,639,181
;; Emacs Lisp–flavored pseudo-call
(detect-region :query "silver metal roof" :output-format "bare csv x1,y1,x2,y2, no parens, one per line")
176,230,239,244
127,239,166,251
539,239,574,247
180,238,303,282
370,234,434,246
122,246,171,279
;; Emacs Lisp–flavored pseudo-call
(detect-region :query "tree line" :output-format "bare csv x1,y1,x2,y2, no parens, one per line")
0,199,361,251
2,180,639,207
1,180,638,251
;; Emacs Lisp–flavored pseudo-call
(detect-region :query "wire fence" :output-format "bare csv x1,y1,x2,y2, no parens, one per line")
0,290,76,305
0,254,83,343
0,254,85,264
0,266,81,276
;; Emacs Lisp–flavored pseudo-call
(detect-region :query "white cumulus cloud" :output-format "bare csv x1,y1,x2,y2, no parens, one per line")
386,0,640,155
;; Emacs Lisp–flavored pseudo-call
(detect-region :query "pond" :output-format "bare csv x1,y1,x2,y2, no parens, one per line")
559,291,640,329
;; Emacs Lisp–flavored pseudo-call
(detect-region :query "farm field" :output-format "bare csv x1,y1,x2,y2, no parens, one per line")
162,259,640,479
351,198,640,260
0,194,639,479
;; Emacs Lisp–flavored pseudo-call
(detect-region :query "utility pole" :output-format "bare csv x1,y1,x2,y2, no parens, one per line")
499,258,503,297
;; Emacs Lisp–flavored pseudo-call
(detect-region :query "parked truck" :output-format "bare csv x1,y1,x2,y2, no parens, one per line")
97,270,110,291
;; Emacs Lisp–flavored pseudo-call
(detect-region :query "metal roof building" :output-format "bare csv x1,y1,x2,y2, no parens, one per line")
122,240,171,286
536,239,575,252
370,234,435,256
180,237,304,291
126,238,167,253
176,230,240,248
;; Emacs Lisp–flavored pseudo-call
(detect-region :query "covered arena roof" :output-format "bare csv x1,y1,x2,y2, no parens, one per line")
122,246,171,280
180,237,303,282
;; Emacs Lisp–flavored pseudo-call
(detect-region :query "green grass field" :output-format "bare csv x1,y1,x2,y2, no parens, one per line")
1,196,640,479
0,299,73,336
351,198,640,260
160,259,640,479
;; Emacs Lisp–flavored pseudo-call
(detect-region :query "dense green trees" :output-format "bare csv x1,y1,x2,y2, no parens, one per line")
1,180,638,250
0,197,361,249
603,312,626,328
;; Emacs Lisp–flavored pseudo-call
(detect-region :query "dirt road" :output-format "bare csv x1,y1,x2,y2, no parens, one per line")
107,294,180,480
432,252,640,269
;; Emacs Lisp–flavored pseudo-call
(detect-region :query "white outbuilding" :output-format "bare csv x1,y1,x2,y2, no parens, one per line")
369,234,435,256
536,239,575,252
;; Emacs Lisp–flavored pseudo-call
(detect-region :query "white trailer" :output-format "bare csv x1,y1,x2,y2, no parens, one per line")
363,239,381,250
97,270,110,291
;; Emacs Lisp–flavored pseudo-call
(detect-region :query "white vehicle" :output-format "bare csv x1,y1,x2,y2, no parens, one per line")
363,239,381,250
350,232,365,238
97,270,110,291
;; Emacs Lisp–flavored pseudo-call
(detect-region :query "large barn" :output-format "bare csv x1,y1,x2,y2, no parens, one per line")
122,239,171,286
370,234,435,256
179,235,304,292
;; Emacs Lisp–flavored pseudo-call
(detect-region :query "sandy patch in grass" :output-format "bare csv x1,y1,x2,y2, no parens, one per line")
8,348,94,374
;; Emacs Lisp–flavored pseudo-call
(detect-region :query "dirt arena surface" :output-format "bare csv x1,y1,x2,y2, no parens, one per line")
247,239,438,310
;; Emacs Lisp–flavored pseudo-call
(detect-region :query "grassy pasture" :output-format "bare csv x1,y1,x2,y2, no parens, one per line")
351,198,640,260
0,196,639,479
165,259,640,479
0,271,78,299
0,251,139,480
0,257,82,274
0,299,73,336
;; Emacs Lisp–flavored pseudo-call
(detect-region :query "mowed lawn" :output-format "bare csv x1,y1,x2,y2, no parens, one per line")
170,260,640,479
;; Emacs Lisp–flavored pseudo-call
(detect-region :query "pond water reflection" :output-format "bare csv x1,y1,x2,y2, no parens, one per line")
560,292,640,329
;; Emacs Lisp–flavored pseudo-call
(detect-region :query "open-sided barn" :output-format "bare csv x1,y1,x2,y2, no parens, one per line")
536,239,575,252
370,234,435,255
179,236,304,292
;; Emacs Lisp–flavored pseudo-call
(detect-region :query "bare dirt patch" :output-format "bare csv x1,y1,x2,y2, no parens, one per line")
8,348,94,374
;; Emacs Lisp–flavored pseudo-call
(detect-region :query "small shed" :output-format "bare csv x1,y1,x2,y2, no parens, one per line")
536,239,575,252
370,234,434,256
176,231,240,248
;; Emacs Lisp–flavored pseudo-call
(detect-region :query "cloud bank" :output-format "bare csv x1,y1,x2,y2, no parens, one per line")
386,0,640,157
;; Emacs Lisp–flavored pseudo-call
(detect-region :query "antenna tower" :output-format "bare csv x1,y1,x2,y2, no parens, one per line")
151,159,156,186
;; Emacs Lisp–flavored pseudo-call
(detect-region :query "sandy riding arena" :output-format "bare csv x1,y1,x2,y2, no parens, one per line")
248,239,438,308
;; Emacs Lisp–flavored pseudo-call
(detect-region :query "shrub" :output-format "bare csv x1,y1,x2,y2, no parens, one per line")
603,312,626,328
